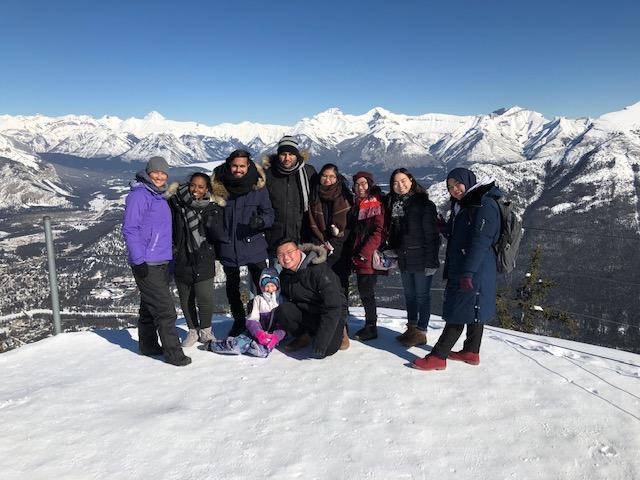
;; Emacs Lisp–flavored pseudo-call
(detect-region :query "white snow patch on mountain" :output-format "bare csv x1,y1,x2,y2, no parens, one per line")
599,101,640,132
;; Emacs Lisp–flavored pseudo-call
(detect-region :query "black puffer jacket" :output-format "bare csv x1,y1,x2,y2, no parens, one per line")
385,191,440,273
263,154,317,254
168,183,225,284
279,243,347,356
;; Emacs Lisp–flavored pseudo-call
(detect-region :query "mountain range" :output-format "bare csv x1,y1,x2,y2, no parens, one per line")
1,102,639,352
1,103,639,225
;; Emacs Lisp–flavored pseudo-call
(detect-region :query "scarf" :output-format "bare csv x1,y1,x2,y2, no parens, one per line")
357,194,382,221
390,192,412,220
216,161,259,196
175,183,210,253
387,192,414,249
274,157,310,212
309,182,351,242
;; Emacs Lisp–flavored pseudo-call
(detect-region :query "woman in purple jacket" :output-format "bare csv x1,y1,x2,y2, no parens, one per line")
122,156,191,367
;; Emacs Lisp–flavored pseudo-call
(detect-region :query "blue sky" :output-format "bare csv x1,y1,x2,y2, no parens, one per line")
1,0,638,124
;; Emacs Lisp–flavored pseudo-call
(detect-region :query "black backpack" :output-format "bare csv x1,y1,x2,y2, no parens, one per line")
492,198,524,274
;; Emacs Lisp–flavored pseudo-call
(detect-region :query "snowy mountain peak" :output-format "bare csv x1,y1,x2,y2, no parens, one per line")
367,106,394,118
143,111,166,122
599,100,640,131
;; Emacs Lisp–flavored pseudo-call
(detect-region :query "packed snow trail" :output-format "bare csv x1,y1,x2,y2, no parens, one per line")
1,308,639,480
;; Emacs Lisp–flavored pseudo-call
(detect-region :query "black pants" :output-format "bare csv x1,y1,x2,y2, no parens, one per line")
432,323,484,359
356,273,378,325
175,278,214,330
223,262,266,330
133,264,184,360
274,302,343,357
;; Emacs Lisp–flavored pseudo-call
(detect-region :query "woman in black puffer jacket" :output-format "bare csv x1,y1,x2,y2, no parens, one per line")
168,172,225,348
385,168,440,348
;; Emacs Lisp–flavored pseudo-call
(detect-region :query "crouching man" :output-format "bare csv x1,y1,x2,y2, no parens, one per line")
274,239,348,358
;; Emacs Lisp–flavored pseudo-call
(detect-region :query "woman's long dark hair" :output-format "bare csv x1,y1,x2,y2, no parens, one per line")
388,168,426,197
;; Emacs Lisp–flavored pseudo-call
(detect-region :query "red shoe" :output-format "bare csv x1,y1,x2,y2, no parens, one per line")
448,350,480,365
412,354,446,371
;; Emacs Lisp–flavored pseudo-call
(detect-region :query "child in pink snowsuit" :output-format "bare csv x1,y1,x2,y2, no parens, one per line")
245,267,286,352
210,267,285,357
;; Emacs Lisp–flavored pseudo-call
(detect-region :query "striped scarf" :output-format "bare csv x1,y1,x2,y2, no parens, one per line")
275,159,311,212
176,184,210,253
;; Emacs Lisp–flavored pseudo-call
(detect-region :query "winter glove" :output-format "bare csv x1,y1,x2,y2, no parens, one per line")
425,267,438,276
249,212,265,230
436,214,447,235
460,276,474,291
266,335,280,350
255,330,272,346
131,262,148,278
330,224,340,237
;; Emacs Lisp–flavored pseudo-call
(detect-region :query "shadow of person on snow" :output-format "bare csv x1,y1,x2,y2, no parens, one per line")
93,328,139,354
347,316,436,365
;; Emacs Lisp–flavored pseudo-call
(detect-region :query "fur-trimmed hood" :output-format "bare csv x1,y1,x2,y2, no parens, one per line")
298,242,328,267
210,162,267,202
165,181,227,206
262,151,311,170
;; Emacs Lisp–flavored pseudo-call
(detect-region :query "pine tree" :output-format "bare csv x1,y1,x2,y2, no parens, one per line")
497,245,577,336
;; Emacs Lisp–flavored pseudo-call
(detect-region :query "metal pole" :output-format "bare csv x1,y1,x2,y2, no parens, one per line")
43,216,61,335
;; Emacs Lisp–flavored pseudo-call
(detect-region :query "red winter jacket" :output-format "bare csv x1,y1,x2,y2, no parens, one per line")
350,190,387,275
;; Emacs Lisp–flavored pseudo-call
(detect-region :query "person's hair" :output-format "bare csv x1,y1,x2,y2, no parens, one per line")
188,172,212,191
389,167,424,195
275,237,299,251
319,163,339,177
226,149,252,164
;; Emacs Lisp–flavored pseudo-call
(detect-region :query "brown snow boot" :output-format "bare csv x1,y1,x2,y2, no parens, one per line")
285,333,312,352
396,324,416,341
339,326,350,350
400,327,427,348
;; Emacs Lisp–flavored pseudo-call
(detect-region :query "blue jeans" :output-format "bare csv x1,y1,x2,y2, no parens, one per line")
400,272,433,331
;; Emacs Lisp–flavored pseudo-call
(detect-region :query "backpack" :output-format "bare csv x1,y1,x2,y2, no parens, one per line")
492,198,524,274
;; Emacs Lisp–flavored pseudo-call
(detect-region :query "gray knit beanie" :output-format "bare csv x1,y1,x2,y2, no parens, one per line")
146,156,169,174
277,136,300,156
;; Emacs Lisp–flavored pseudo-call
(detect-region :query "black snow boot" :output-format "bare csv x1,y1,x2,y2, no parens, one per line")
354,324,378,341
164,351,192,367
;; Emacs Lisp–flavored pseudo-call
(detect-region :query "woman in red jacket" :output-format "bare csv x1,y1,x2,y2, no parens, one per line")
350,171,386,341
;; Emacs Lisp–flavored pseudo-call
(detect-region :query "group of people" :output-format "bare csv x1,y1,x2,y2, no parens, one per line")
122,135,503,371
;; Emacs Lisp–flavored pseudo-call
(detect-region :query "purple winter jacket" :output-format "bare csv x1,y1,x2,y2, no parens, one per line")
122,176,173,266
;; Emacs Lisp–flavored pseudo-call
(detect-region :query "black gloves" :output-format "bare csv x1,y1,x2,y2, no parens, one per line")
249,212,265,230
132,262,148,278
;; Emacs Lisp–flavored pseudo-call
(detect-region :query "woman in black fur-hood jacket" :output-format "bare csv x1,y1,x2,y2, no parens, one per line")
167,172,225,348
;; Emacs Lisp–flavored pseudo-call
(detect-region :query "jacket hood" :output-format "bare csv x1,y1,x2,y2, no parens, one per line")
166,181,227,206
130,170,171,197
210,162,266,202
299,243,328,268
460,178,501,208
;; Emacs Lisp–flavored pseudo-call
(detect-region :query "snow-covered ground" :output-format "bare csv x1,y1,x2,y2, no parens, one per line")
1,308,639,480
